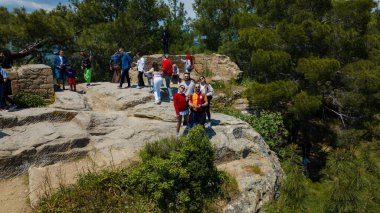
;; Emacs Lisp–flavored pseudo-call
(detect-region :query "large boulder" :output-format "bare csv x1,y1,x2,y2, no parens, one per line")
0,82,282,212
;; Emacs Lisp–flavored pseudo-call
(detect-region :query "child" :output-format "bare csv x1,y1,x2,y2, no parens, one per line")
172,64,180,84
66,64,77,92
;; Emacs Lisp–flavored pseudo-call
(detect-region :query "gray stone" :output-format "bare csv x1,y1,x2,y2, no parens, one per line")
0,82,282,212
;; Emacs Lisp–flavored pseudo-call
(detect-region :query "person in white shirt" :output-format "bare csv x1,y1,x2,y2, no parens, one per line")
135,51,146,89
179,72,195,99
199,76,214,128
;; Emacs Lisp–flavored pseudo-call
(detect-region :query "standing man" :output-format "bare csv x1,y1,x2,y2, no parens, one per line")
179,72,195,99
119,48,132,89
80,51,92,87
162,55,173,100
109,51,121,83
0,67,7,109
135,51,146,89
188,83,208,127
54,50,68,90
161,27,170,54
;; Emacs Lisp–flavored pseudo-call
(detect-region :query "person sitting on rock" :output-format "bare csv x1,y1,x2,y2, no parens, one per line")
54,50,68,90
151,62,163,104
189,83,208,127
174,84,190,137
66,64,77,92
199,76,214,128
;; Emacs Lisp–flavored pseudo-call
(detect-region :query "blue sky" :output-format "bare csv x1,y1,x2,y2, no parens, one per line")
0,0,196,18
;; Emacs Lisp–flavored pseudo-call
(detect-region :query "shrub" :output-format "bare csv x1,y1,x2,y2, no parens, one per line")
37,126,237,212
220,108,287,153
13,92,47,108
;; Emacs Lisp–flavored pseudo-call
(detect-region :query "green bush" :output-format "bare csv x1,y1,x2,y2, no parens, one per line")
37,126,237,212
13,92,47,108
220,108,288,153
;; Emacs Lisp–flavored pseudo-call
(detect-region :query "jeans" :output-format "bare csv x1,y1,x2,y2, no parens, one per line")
163,41,169,54
153,77,163,102
146,75,153,91
0,84,4,107
163,74,173,99
190,109,206,126
138,71,145,86
120,68,131,87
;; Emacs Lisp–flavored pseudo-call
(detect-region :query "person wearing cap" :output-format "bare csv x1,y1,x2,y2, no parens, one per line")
65,64,77,92
119,48,133,88
173,84,190,137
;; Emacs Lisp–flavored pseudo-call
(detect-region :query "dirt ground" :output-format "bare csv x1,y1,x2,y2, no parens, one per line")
0,175,32,213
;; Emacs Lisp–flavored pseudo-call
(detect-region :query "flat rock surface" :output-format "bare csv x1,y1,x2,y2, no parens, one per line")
0,82,282,212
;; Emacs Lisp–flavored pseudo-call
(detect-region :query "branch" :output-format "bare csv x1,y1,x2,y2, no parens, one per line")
324,106,356,128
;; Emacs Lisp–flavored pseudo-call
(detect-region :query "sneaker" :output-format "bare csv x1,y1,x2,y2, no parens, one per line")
208,122,212,128
176,133,180,138
136,86,141,89
9,104,17,110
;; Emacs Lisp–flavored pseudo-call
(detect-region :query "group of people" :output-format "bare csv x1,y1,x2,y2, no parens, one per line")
174,73,214,137
53,50,92,91
109,50,214,137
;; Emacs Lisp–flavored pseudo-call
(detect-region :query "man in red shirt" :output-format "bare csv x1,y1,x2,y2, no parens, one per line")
162,55,173,101
173,84,189,137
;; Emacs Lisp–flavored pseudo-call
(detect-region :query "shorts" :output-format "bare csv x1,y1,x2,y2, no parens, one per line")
179,109,189,116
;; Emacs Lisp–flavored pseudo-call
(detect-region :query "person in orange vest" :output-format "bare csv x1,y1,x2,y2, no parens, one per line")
188,83,208,127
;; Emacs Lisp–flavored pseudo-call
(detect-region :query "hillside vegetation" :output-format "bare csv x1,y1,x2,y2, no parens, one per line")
1,0,380,211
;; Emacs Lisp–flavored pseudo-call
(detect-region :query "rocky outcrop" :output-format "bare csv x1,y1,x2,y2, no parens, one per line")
145,54,243,82
0,82,282,212
9,64,54,99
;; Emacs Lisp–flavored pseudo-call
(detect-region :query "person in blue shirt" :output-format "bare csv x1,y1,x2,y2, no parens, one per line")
53,50,68,90
109,51,121,83
118,48,133,88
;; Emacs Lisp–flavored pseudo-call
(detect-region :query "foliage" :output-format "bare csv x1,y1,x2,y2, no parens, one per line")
245,80,299,111
37,127,237,212
265,144,310,212
220,108,287,153
13,92,47,108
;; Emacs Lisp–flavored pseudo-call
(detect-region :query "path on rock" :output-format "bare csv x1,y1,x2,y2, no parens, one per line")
0,82,282,212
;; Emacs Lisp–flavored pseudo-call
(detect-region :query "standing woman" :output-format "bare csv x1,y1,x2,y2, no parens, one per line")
151,62,163,104
173,84,189,137
200,76,214,128
80,51,92,87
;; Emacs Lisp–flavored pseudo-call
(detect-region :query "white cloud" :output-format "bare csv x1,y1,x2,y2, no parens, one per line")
0,0,56,11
